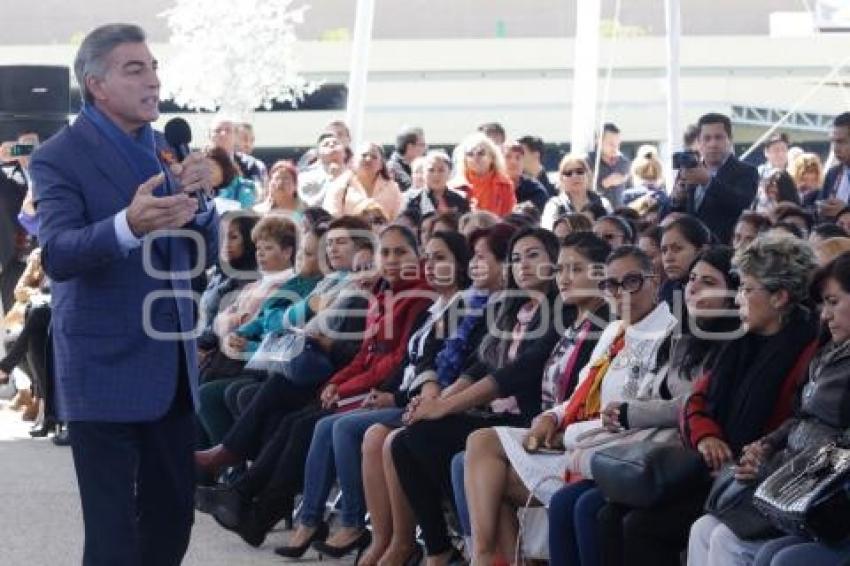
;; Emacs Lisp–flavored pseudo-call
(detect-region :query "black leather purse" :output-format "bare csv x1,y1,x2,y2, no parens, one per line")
591,442,710,508
753,442,850,543
704,466,779,540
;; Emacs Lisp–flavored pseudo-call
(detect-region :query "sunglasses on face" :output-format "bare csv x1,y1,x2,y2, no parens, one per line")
561,169,586,177
598,272,654,294
465,149,488,159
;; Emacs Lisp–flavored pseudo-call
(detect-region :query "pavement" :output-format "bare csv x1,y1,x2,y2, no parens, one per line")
0,403,347,566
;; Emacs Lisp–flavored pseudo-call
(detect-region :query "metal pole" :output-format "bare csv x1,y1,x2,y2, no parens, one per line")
346,0,376,149
570,0,601,155
664,0,682,192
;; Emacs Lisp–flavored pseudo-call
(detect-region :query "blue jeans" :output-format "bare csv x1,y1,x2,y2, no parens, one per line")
548,482,605,566
754,536,850,566
451,451,471,537
297,407,404,528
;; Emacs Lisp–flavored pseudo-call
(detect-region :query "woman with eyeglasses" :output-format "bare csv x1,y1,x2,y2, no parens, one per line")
451,132,516,217
689,251,850,566
620,233,820,566
537,246,679,566
542,153,612,230
323,141,403,220
594,246,742,566
391,227,571,564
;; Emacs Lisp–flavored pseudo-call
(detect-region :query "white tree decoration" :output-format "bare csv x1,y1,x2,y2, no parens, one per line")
159,0,316,115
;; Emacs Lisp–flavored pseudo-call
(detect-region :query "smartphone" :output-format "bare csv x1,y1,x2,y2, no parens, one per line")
10,144,34,157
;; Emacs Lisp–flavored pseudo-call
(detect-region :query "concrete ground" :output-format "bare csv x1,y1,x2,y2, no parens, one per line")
0,404,347,566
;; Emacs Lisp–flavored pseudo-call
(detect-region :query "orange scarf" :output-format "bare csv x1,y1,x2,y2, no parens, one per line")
560,330,626,430
466,170,516,217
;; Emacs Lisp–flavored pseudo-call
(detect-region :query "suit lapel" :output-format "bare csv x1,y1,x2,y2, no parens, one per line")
70,114,141,203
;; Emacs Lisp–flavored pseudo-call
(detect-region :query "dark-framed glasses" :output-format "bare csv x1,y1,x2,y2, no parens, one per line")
598,272,654,294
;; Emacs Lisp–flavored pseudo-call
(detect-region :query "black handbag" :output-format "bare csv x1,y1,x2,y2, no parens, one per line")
591,442,710,508
704,466,779,540
753,442,850,543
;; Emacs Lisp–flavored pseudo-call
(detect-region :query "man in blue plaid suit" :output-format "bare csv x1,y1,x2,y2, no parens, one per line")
30,24,218,566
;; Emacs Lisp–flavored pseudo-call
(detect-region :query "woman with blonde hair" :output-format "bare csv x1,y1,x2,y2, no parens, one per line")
623,144,666,207
541,153,611,230
451,132,516,217
323,142,403,220
790,152,824,201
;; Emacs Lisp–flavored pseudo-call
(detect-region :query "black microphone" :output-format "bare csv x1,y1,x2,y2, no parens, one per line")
164,117,207,212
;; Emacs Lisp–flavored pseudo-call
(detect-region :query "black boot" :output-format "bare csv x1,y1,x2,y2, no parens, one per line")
236,490,294,548
211,486,251,531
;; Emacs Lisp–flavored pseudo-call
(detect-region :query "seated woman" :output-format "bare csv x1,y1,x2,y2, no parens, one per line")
460,232,613,563
593,214,635,250
613,233,820,566
277,231,472,560
323,142,403,220
204,225,433,549
197,213,259,358
403,150,470,222
541,154,612,230
658,215,711,306
358,223,515,566
197,215,305,445
451,133,516,217
195,216,374,469
552,246,740,566
732,211,772,250
390,227,570,564
536,245,679,566
688,251,850,565
0,247,51,427
253,160,303,218
207,146,257,211
208,224,326,426
201,214,296,381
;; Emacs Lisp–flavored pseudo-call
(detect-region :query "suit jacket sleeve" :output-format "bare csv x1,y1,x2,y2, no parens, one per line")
703,161,758,217
31,156,127,282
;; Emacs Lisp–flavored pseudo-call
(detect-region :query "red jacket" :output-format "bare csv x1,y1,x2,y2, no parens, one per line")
681,339,818,449
329,274,433,405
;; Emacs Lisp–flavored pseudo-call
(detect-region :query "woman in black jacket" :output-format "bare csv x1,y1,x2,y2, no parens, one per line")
689,251,850,565
390,226,574,563
403,150,470,223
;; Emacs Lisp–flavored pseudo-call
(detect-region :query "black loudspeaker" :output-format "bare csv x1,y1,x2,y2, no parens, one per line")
0,116,67,142
0,66,70,115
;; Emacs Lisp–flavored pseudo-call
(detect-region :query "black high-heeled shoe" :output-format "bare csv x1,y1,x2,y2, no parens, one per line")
274,522,329,558
312,528,371,559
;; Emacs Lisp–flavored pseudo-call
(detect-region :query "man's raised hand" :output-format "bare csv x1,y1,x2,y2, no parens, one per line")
126,172,198,237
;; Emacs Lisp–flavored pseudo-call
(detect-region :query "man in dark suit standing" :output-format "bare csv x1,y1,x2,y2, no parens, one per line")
30,24,218,565
816,112,850,220
673,113,758,244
